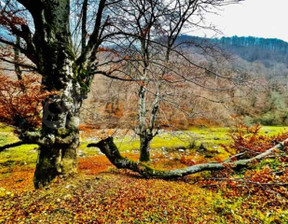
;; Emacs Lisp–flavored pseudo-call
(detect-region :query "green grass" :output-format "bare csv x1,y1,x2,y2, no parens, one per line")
1,125,287,166
0,125,38,167
0,145,38,167
259,126,288,135
109,127,232,153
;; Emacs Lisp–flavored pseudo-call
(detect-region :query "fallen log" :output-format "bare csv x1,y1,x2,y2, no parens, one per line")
87,137,288,179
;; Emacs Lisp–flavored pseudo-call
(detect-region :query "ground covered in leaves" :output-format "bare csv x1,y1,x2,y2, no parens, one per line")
1,125,288,223
1,167,288,223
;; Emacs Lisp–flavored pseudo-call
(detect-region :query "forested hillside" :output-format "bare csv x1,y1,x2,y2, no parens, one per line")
178,35,288,66
81,36,288,128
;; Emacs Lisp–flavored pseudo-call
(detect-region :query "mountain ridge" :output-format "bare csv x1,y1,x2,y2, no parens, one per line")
178,35,288,67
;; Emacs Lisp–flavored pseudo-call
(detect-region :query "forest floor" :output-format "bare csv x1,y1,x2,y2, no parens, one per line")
0,125,288,223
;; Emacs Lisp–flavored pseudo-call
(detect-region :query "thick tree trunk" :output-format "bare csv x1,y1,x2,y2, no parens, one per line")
10,0,96,188
139,136,152,162
34,138,79,188
32,45,82,187
33,79,82,188
33,93,81,187
61,140,79,175
26,0,84,188
21,0,96,188
88,137,287,179
34,146,61,188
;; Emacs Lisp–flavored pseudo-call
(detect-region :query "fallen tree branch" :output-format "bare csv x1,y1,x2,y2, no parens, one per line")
0,141,26,152
88,137,287,179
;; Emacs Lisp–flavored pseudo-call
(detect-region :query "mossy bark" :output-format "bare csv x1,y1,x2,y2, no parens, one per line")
34,138,79,188
24,0,85,188
33,57,82,188
34,146,61,188
11,0,101,188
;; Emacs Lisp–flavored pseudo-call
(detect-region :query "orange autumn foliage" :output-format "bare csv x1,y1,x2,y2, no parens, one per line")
0,10,26,28
78,156,112,175
0,75,56,129
221,123,288,157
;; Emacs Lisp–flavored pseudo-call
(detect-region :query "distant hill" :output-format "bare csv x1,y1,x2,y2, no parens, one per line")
178,35,288,67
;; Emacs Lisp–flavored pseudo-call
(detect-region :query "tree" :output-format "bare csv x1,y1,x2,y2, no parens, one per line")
102,0,239,162
0,0,112,188
0,0,242,188
131,0,200,162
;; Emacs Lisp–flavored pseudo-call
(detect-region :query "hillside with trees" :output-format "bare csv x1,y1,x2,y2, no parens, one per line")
81,35,288,128
178,35,288,66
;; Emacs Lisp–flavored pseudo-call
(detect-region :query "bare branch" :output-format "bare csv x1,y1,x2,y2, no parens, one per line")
81,0,88,53
0,57,37,71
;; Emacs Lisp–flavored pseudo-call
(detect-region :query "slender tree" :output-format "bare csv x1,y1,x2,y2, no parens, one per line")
105,0,239,162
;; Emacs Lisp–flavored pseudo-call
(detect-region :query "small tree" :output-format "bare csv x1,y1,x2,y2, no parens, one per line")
104,0,240,162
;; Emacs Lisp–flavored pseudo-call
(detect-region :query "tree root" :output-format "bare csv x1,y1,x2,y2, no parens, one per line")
88,137,288,179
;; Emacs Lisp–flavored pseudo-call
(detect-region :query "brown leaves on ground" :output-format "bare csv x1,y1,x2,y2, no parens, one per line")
1,125,288,223
1,150,288,223
1,166,287,223
0,166,34,193
0,171,223,223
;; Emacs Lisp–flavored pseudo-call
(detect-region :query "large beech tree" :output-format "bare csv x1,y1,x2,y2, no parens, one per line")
0,0,113,188
0,0,242,188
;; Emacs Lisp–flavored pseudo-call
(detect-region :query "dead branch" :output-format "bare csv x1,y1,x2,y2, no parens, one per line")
87,137,287,179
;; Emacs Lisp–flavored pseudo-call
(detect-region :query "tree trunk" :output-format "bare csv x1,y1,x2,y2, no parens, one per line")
34,146,61,188
139,136,152,162
32,42,82,187
137,77,160,162
138,83,152,162
139,80,161,162
33,69,82,188
7,0,95,188
26,0,85,188
34,138,79,188
33,90,81,188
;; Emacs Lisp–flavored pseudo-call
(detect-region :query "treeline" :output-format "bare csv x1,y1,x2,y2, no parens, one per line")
178,35,288,67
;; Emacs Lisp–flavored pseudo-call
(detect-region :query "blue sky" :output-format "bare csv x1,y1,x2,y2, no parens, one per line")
189,0,288,42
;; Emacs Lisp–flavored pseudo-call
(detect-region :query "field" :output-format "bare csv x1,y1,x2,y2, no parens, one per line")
0,125,288,223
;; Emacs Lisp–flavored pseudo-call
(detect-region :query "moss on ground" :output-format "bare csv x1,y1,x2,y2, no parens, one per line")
1,125,287,166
